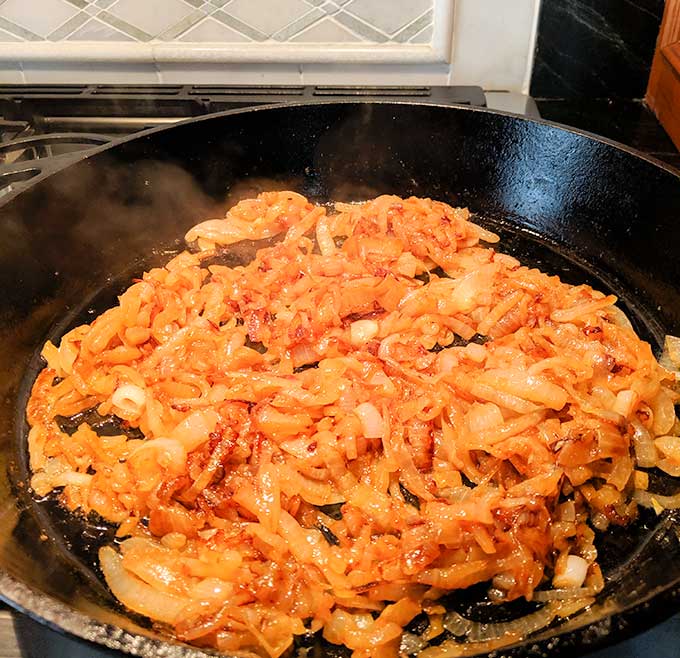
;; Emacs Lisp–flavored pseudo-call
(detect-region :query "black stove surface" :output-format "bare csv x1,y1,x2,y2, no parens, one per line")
1,85,678,658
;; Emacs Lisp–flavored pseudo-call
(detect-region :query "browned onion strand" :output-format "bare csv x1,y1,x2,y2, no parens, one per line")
26,192,680,658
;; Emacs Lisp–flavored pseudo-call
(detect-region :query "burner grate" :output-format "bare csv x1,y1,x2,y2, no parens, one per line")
0,83,486,122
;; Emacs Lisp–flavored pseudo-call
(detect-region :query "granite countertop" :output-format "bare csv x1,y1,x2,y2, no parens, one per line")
536,97,680,169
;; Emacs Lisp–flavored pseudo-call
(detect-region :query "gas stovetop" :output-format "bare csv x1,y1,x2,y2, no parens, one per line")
1,84,676,658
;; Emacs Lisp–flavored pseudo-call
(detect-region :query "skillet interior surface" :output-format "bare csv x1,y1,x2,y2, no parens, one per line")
1,101,680,657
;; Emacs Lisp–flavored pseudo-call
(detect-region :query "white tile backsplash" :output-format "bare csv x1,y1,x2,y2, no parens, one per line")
450,0,539,93
107,0,195,39
0,0,444,48
0,0,541,92
0,0,78,38
345,0,431,36
68,18,134,41
0,28,21,42
225,0,312,38
411,24,433,45
178,17,250,43
291,18,362,43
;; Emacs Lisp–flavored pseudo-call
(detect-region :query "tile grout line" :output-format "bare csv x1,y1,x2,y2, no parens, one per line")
392,8,433,44
334,9,389,41
0,16,41,41
271,7,325,42
47,10,91,42
158,9,207,42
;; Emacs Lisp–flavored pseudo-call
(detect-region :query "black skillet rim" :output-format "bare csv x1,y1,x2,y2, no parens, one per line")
0,98,678,209
2,99,680,657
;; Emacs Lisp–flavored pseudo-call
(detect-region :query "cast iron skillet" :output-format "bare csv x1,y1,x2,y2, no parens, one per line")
1,101,680,658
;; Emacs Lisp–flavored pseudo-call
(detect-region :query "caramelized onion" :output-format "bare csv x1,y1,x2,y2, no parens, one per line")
532,587,597,602
631,420,658,468
99,546,190,624
662,334,680,368
634,489,680,510
27,192,680,657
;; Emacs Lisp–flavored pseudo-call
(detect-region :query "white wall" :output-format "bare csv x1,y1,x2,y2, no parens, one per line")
0,0,540,93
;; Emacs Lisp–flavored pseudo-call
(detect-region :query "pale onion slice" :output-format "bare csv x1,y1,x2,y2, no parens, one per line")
474,224,500,244
551,295,617,323
99,546,190,624
612,389,638,418
399,632,427,655
354,402,384,438
464,342,486,363
315,217,336,256
477,369,568,411
634,469,650,489
466,402,504,433
59,471,93,487
656,458,680,477
634,489,680,510
448,263,499,314
606,305,634,331
532,587,597,602
652,388,677,435
466,602,558,642
129,438,187,475
40,341,61,373
631,420,658,468
442,611,473,636
552,555,589,589
290,342,318,368
654,435,680,464
170,409,219,451
350,320,379,346
112,383,146,417
323,609,402,650
423,601,591,658
664,335,680,367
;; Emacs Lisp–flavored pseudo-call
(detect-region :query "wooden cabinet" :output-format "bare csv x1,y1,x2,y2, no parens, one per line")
647,0,680,150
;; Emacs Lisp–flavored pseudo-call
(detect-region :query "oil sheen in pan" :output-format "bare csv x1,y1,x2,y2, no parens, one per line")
13,214,671,651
